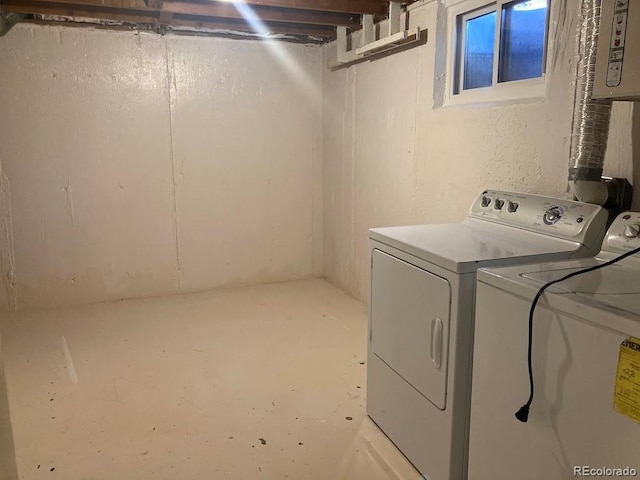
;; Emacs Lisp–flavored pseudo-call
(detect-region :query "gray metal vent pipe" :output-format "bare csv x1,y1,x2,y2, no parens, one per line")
569,0,612,205
0,12,26,37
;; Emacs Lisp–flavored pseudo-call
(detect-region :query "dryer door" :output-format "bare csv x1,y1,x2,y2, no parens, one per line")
371,249,451,410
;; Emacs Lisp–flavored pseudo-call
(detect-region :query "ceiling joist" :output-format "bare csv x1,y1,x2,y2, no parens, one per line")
164,0,391,16
0,0,416,42
160,2,361,27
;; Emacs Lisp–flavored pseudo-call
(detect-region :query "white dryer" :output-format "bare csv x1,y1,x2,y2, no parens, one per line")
468,212,640,480
367,190,608,480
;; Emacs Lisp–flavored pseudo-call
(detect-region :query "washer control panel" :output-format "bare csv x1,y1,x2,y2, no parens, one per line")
604,212,640,254
469,190,608,247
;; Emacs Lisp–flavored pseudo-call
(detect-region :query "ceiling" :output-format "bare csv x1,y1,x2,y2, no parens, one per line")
0,0,416,43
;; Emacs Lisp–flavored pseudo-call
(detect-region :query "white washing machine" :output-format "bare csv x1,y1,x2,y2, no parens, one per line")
367,190,608,480
468,212,640,480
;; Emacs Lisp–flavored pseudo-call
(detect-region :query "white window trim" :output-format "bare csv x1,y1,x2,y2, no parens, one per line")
443,0,548,107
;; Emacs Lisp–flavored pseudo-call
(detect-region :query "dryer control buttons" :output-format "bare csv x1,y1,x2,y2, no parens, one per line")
494,199,505,210
543,206,564,225
623,224,640,238
481,196,492,208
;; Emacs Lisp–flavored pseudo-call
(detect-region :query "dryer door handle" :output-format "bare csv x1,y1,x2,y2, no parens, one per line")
431,317,443,370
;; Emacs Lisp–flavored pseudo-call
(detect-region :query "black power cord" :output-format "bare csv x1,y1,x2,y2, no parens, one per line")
515,244,640,423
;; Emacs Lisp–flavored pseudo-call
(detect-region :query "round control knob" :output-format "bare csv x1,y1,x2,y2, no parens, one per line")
494,199,505,210
543,207,563,225
507,201,519,213
623,224,640,238
481,196,491,208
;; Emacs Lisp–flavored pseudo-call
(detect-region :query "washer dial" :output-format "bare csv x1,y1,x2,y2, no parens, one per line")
543,206,564,225
623,224,640,238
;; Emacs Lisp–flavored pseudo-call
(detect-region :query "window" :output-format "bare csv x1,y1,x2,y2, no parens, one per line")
459,7,497,90
448,0,550,102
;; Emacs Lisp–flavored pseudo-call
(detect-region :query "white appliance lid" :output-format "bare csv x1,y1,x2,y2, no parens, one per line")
477,259,640,332
521,264,640,294
369,219,582,274
477,211,640,321
522,264,640,315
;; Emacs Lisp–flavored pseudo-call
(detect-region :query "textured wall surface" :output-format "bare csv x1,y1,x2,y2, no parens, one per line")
322,0,637,302
0,26,323,309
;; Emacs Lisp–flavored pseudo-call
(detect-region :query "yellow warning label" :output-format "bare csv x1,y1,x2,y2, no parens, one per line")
614,337,640,423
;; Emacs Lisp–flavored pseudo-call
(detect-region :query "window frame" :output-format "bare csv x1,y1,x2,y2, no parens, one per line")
456,3,497,94
444,0,551,106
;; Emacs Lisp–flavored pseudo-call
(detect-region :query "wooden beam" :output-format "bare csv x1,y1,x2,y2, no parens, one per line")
4,0,149,10
2,0,336,36
158,8,172,23
4,0,384,14
27,18,328,42
2,0,361,27
3,0,417,41
162,1,360,27
4,1,157,22
172,16,335,36
202,0,388,16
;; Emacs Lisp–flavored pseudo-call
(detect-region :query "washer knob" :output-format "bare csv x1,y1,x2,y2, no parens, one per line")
494,199,504,210
481,196,491,207
543,207,563,225
507,201,519,213
623,224,640,238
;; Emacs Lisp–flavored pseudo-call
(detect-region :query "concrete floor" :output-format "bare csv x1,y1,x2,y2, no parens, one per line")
0,279,421,480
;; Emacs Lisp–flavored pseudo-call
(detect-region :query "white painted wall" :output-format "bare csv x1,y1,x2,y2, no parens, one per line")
322,0,637,302
0,25,323,310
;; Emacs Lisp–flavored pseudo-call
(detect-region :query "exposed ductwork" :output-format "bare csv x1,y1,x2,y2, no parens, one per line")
568,0,612,205
0,12,26,37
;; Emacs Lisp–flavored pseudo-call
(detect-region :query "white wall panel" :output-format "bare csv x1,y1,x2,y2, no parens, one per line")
0,26,323,309
168,37,322,292
0,29,178,309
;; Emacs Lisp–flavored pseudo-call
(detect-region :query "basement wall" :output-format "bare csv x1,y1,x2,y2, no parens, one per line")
0,25,323,310
322,0,636,303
